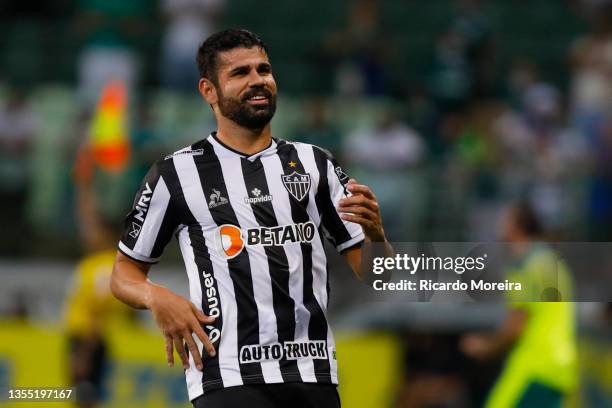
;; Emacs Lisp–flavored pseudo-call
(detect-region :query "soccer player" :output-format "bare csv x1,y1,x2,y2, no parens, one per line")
461,203,576,408
110,29,392,408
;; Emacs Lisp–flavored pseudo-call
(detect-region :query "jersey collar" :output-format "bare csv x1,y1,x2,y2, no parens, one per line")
207,132,277,162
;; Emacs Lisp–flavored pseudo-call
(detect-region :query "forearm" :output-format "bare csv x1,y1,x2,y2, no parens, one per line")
361,237,394,282
110,254,154,310
488,309,528,354
346,236,394,282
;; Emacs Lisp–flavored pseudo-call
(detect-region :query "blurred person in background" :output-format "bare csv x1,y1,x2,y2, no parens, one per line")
325,0,390,96
64,147,134,407
342,108,426,240
74,0,154,108
293,98,343,160
570,0,612,239
461,203,577,408
159,0,224,92
0,87,36,254
494,79,589,233
429,0,495,111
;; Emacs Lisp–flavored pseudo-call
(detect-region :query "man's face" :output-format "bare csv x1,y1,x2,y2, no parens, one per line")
213,46,277,130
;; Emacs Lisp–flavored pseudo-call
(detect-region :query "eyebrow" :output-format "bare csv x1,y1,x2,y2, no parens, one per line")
228,62,272,75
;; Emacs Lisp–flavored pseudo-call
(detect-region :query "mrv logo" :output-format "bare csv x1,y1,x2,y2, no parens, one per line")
134,182,153,222
240,341,328,363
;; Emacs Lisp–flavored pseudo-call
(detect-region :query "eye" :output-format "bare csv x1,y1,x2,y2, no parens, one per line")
258,64,272,74
231,67,249,77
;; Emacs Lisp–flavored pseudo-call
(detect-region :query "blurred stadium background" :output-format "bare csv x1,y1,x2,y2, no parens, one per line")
0,0,611,407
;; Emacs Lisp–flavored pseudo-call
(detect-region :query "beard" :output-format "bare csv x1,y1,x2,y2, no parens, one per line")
217,86,277,130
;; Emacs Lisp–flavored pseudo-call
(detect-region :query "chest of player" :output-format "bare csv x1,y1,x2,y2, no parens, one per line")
176,154,323,249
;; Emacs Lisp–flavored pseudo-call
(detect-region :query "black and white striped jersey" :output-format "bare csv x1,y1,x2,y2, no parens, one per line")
118,133,364,401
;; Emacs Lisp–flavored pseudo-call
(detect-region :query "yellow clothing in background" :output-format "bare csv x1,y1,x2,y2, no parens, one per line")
485,244,577,408
64,250,133,337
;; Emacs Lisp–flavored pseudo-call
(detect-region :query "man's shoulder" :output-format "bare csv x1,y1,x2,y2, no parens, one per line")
276,138,333,160
163,145,206,161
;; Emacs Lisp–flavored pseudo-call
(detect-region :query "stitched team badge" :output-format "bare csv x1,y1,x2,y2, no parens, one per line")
281,171,311,201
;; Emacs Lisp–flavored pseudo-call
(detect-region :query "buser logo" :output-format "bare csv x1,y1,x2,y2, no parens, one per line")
215,222,316,259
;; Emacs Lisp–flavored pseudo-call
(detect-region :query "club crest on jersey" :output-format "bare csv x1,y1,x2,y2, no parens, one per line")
281,171,311,201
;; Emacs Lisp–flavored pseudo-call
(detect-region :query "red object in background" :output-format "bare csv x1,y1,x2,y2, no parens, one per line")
89,80,131,173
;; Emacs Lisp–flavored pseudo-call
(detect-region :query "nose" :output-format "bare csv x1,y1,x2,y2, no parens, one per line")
247,68,265,87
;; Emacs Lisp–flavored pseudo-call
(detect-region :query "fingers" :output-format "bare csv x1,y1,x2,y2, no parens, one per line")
172,334,190,370
191,304,216,324
346,182,376,199
338,195,379,213
337,205,378,221
340,213,375,230
165,334,174,367
189,305,217,358
183,330,204,371
191,321,216,358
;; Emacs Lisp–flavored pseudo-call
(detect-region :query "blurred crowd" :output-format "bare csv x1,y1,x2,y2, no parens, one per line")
1,1,612,407
0,0,611,250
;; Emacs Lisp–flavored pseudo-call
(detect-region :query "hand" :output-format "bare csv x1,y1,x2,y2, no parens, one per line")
460,334,496,361
337,179,386,242
147,285,216,371
73,144,95,186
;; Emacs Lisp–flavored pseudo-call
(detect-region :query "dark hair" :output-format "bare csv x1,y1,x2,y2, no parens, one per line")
513,201,543,237
196,28,268,85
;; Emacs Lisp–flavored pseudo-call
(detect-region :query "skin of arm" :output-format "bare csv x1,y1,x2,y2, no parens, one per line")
110,252,217,371
460,309,528,360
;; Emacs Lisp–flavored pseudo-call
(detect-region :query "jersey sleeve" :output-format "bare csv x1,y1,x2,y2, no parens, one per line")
118,161,180,263
315,148,365,252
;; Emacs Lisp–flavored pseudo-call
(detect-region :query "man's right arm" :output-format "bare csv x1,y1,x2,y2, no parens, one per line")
110,251,217,370
110,251,153,309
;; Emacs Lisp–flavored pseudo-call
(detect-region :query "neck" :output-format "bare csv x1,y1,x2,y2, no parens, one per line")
215,115,272,155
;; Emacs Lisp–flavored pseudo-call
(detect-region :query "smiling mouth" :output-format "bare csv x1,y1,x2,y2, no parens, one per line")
245,95,270,105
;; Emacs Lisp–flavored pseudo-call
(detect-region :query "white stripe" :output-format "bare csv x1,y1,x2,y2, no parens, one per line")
262,153,314,382
213,150,283,382
179,228,204,399
297,144,341,381
133,176,171,258
325,158,364,248
118,241,159,263
173,154,244,391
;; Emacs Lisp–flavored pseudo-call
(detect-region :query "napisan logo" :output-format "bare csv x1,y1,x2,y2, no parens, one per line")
244,188,273,204
134,182,153,223
215,221,316,259
240,341,329,363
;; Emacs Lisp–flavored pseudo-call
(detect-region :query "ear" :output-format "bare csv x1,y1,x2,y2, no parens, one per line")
199,78,218,105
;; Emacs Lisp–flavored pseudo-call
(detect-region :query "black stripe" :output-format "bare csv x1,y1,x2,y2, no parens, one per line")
164,159,223,392
312,148,353,248
121,161,161,251
241,158,302,381
276,141,332,383
194,141,264,384
120,160,180,261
